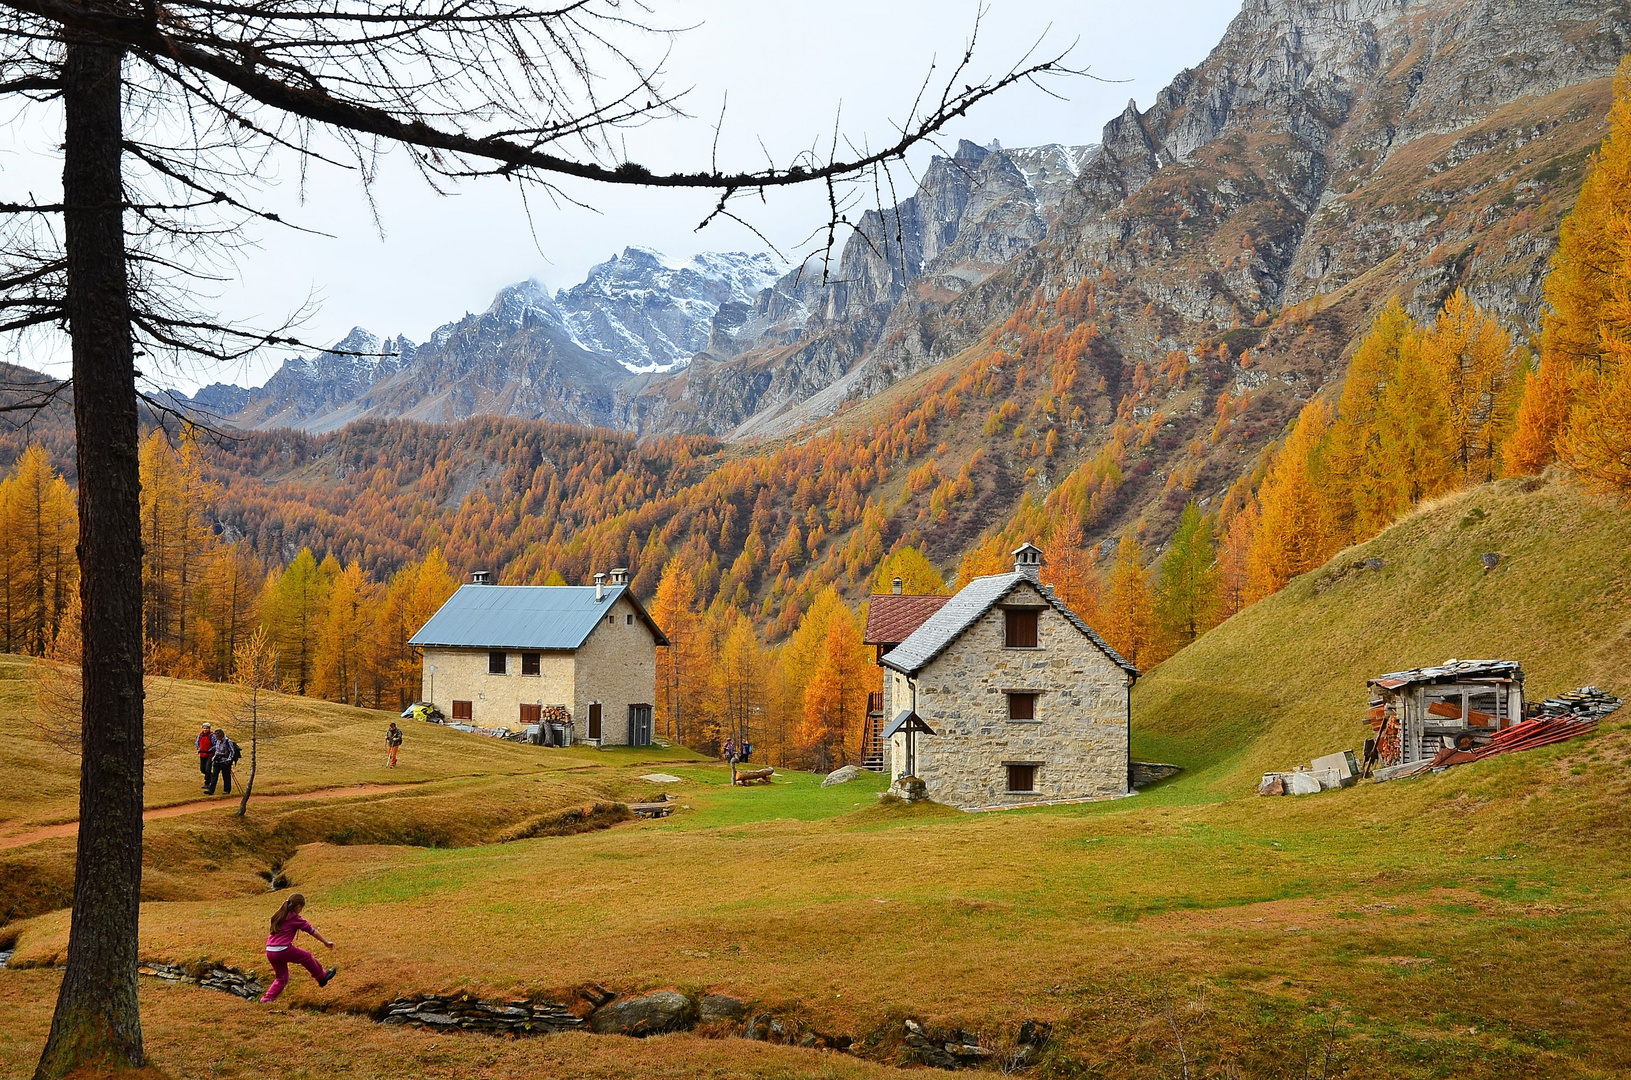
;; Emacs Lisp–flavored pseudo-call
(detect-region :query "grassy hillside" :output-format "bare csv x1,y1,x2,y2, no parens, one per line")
4,476,1631,1078
1134,471,1631,794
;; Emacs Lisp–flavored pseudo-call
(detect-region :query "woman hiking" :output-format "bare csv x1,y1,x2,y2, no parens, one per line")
259,893,338,1003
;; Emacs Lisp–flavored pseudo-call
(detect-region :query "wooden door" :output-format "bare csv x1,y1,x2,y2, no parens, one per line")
452,700,472,721
519,703,541,725
588,702,602,740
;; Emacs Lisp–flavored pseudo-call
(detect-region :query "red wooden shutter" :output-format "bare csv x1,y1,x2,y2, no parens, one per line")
452,700,473,721
1004,610,1038,648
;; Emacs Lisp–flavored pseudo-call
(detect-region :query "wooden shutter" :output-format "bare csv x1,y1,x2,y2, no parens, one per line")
1007,692,1036,721
588,702,602,740
488,650,506,674
1006,763,1037,792
1004,609,1038,648
520,703,541,724
452,700,473,721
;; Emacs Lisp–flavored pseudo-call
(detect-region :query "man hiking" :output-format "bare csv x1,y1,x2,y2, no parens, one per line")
208,727,239,796
385,722,403,768
197,723,216,792
258,893,338,1003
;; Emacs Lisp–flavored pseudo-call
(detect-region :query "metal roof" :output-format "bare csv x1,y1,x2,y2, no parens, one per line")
408,584,670,650
882,709,936,738
879,571,1136,677
1369,659,1522,691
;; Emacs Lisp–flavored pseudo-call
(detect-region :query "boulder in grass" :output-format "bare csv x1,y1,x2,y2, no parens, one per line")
698,994,747,1023
589,991,697,1036
821,765,862,787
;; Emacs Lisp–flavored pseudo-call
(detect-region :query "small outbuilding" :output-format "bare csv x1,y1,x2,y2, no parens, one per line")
876,543,1138,810
409,568,669,746
1367,659,1525,766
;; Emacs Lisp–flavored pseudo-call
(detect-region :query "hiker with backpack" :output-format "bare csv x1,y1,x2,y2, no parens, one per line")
197,722,216,791
207,728,240,796
258,893,337,1003
385,722,403,768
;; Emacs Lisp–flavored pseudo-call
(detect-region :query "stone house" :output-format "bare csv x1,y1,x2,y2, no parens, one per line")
878,544,1138,809
409,568,669,746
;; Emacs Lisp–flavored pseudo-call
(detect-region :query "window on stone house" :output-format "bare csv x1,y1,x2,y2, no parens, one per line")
488,650,506,675
1007,692,1037,721
452,700,473,721
1006,762,1038,793
626,614,634,625
521,652,540,676
1004,609,1039,648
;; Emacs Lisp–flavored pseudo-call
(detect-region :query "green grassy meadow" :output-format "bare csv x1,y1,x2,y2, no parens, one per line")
1,473,1629,1078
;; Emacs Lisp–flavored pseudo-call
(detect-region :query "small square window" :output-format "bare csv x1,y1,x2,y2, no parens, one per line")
1007,692,1037,721
626,613,634,625
521,652,540,676
488,650,506,675
1006,763,1038,793
1004,609,1038,648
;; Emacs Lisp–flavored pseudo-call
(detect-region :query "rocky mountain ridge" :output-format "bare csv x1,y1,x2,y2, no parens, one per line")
192,140,1096,433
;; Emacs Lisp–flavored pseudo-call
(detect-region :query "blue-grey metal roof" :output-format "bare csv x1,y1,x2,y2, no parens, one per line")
882,709,936,738
408,584,670,650
879,571,1137,678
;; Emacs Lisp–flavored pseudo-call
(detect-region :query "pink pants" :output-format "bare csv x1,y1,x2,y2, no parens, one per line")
260,945,325,1002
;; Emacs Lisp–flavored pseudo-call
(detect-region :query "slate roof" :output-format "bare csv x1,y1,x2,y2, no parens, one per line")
864,593,952,646
879,571,1136,677
408,584,670,650
1369,660,1522,691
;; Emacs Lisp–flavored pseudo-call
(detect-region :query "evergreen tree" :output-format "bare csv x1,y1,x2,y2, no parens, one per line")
1154,501,1219,654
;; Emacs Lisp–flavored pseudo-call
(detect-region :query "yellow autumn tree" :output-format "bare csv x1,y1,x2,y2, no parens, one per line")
2,447,78,656
1509,56,1631,490
650,556,702,746
871,546,949,594
1417,289,1522,484
314,560,380,704
1100,533,1156,669
379,549,458,707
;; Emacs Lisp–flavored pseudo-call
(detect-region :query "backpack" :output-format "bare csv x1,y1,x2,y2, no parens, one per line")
229,738,242,763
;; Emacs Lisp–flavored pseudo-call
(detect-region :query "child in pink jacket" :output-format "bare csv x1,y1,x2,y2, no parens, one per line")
259,893,337,1003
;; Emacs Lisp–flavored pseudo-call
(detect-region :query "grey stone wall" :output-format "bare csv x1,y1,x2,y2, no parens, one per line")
886,581,1128,808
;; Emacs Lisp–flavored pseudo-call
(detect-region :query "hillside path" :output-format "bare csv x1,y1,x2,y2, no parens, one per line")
0,782,423,851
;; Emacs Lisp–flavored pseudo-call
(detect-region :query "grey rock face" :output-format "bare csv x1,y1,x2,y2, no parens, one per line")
697,993,748,1023
588,991,697,1036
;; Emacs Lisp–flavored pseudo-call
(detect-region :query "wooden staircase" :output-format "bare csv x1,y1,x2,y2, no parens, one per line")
861,692,887,772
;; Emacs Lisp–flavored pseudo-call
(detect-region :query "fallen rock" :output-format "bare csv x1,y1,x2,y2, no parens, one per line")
698,993,747,1023
589,991,697,1036
821,765,862,787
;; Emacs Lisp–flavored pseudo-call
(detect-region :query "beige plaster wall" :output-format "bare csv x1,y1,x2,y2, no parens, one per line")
420,646,574,729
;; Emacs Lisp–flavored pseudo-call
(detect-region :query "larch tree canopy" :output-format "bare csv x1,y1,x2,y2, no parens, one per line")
0,2,1072,1075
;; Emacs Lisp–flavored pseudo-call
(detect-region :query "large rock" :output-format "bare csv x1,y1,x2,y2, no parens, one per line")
698,994,747,1023
588,991,697,1036
821,765,862,787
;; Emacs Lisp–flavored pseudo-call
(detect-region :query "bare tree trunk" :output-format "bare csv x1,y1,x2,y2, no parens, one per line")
237,705,257,817
35,34,146,1080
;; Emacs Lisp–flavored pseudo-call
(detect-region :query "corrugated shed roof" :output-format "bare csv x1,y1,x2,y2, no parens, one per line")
1369,659,1522,690
879,572,1136,677
864,594,952,646
408,584,670,650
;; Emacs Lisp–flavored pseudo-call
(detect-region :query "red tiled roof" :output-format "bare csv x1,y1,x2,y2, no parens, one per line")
864,593,952,646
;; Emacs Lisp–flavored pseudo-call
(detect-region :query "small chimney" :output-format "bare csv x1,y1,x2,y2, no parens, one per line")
892,576,903,595
1012,542,1044,581
609,567,630,586
594,572,606,601
470,570,490,585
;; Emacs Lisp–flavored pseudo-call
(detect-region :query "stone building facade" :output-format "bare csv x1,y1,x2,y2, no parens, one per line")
880,544,1136,809
411,570,667,746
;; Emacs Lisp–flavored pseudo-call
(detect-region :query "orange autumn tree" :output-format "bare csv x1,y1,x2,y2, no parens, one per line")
1041,509,1104,629
1100,533,1156,669
1508,56,1631,492
1247,400,1343,600
799,601,868,771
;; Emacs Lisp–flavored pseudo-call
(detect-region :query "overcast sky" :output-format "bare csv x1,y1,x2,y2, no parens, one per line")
1,0,1242,391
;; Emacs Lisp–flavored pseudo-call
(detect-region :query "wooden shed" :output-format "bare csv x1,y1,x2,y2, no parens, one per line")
1368,660,1526,766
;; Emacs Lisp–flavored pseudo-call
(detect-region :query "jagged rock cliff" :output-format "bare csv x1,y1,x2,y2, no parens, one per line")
196,0,1628,441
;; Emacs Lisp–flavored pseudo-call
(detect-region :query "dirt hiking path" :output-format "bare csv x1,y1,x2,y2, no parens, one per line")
0,782,425,851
